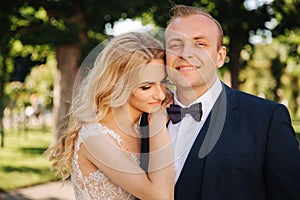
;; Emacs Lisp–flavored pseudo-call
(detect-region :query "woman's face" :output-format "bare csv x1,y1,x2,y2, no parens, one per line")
128,59,167,118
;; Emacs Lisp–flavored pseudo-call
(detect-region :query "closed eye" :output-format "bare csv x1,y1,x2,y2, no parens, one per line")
140,85,151,90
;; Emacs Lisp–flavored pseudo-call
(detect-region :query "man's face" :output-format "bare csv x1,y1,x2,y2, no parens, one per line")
165,14,226,92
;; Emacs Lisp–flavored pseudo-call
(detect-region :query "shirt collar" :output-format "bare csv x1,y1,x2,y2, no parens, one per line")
174,79,222,113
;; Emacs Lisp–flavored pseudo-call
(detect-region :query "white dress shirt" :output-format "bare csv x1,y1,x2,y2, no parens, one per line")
168,79,222,183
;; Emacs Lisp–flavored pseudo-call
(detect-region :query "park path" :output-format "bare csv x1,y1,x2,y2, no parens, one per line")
0,180,75,200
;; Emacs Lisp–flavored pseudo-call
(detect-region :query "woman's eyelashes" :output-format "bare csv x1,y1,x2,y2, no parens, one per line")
140,84,151,90
139,83,167,91
139,76,169,91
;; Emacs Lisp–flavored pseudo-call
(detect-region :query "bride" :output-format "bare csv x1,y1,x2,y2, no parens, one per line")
45,32,174,200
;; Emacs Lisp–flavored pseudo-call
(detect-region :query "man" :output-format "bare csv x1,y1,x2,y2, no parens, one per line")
163,4,300,200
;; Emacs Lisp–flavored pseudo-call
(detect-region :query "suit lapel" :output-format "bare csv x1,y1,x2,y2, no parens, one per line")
201,84,240,198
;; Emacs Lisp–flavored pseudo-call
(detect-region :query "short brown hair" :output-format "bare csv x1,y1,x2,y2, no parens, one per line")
168,4,224,49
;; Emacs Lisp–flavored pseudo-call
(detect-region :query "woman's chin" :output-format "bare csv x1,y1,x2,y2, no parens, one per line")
146,105,162,114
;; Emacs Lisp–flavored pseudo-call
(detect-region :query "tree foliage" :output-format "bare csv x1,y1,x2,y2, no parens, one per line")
0,0,299,145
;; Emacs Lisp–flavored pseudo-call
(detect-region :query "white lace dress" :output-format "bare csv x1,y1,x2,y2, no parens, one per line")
71,123,139,200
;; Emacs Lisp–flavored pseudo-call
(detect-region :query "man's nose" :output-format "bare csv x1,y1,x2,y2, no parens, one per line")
180,44,194,60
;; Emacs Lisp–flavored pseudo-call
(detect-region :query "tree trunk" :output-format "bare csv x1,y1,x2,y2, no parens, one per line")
228,41,243,89
0,55,7,147
51,45,79,145
290,75,299,117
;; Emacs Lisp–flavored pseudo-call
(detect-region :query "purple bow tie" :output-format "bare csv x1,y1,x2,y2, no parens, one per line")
167,103,203,124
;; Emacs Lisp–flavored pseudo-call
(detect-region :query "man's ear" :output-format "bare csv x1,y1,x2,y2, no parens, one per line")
216,46,226,68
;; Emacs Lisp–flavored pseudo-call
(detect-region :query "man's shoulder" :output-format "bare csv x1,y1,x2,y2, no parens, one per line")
224,84,279,109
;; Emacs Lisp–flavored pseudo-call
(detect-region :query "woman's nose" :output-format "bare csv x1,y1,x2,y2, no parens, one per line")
153,85,166,101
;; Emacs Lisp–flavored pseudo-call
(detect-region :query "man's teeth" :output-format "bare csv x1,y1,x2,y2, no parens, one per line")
178,66,199,70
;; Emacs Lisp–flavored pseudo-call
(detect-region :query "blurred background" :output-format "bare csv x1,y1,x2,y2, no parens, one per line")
0,0,299,193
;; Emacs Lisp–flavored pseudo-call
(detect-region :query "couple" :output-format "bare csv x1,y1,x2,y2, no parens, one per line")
46,4,300,200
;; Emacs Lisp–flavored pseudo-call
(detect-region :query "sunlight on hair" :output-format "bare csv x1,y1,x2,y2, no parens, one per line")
106,18,154,36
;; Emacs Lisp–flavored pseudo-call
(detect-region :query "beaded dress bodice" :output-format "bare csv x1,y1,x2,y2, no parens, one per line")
71,123,139,200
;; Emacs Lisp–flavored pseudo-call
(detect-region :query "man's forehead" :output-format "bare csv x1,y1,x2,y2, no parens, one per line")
165,29,187,40
165,29,202,44
165,14,219,40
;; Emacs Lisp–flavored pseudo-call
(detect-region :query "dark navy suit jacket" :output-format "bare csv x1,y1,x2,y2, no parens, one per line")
140,83,300,200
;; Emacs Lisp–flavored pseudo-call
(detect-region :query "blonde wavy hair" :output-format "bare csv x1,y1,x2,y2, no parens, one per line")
45,32,165,180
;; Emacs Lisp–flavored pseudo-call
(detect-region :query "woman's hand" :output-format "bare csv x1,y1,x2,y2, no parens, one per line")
148,107,168,137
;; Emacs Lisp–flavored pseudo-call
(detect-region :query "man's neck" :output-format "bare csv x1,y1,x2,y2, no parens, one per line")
176,88,205,106
175,78,219,106
176,81,213,106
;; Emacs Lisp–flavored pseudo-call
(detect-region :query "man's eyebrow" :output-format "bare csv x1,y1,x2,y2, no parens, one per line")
166,38,182,44
193,35,208,40
166,35,208,44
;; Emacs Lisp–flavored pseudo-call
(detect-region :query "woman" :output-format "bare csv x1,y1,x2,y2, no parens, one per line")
46,32,174,200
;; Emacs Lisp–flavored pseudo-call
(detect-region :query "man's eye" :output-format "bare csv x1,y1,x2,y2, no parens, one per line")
196,41,206,46
167,42,182,50
170,44,179,49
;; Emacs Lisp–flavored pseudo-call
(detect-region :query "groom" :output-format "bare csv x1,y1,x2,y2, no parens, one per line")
141,4,300,200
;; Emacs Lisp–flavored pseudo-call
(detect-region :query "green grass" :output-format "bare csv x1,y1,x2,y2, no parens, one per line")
0,127,58,191
0,119,299,192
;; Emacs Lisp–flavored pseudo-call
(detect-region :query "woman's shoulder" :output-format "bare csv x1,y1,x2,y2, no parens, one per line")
79,122,122,145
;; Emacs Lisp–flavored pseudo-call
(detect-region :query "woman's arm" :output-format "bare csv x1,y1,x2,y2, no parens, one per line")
82,111,174,200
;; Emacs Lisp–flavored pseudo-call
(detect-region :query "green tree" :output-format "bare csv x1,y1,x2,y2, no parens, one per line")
141,0,299,91
11,0,183,143
239,37,299,117
269,0,300,116
0,0,25,147
2,0,299,144
129,0,273,89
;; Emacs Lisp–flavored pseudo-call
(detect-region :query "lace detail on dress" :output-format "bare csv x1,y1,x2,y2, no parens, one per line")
71,123,139,200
